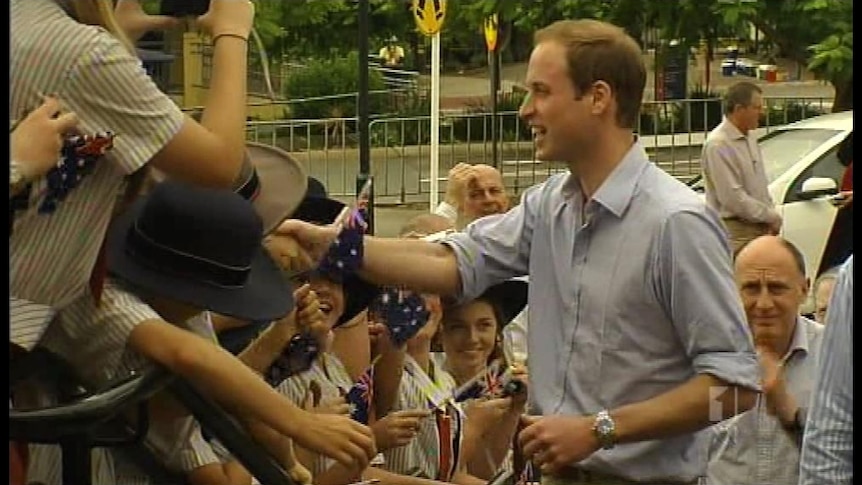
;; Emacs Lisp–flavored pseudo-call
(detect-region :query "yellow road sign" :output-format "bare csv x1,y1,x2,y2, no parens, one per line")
484,14,499,52
412,0,447,37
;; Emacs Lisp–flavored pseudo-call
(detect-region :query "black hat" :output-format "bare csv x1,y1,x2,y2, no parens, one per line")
477,280,529,327
293,177,379,327
292,177,346,225
107,181,294,322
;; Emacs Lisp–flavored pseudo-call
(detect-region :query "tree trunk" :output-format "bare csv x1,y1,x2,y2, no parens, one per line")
831,76,853,112
705,40,713,92
410,32,424,73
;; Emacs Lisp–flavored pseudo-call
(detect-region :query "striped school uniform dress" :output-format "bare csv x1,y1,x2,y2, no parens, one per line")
382,354,464,481
28,298,224,485
10,0,184,350
276,352,355,477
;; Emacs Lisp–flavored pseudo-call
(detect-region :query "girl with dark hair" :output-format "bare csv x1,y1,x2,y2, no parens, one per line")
438,281,530,481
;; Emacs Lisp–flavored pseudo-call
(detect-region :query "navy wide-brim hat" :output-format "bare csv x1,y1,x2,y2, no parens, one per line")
295,177,379,327
107,181,294,322
478,280,528,327
292,176,345,225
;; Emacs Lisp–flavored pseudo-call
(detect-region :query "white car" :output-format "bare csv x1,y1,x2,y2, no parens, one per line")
690,111,852,293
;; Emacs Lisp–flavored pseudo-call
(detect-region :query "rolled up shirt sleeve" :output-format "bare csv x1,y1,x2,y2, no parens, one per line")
655,209,761,391
441,186,538,302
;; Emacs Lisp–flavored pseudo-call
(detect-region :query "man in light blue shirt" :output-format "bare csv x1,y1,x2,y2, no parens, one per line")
278,19,760,485
799,255,853,485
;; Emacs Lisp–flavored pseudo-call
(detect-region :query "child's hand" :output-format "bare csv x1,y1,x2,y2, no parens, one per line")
293,283,327,337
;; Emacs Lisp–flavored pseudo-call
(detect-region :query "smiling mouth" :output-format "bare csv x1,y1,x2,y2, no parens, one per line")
319,301,333,315
531,126,547,141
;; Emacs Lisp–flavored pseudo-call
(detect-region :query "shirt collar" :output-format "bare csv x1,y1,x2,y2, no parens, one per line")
719,117,747,141
782,315,814,362
561,138,650,218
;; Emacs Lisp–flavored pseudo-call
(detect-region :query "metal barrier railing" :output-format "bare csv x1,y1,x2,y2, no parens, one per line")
241,96,833,202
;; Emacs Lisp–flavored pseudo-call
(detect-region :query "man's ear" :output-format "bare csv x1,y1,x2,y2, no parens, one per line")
590,80,612,117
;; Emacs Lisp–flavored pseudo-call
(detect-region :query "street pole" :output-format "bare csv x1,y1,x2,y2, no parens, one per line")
357,0,373,233
484,13,500,169
490,49,499,168
429,31,441,210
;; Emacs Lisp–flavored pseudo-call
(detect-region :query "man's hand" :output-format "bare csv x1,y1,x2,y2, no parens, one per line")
11,96,79,182
833,191,853,209
263,231,319,275
113,0,180,43
292,410,377,473
271,219,340,273
518,415,600,476
196,0,256,40
371,409,430,451
758,348,797,426
444,163,477,208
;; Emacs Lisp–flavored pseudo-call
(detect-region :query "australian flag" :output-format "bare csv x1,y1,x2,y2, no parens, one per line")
452,360,505,402
345,364,375,425
370,287,430,347
40,132,115,214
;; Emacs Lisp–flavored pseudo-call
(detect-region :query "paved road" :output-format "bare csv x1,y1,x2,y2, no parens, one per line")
435,59,835,103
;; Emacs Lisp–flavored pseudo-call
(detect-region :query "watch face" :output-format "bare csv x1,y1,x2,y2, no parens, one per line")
597,419,614,435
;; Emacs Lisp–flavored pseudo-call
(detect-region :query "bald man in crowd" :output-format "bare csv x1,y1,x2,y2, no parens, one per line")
434,163,510,229
707,235,824,485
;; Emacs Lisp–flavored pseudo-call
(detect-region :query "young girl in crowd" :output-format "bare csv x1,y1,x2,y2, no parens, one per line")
438,280,530,481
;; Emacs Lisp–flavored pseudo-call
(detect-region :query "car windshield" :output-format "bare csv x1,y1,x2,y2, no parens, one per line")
759,128,843,183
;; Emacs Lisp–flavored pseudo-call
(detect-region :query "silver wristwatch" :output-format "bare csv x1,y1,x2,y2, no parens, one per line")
592,409,617,450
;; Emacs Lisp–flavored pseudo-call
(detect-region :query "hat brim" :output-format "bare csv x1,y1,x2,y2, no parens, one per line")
479,280,528,327
293,197,346,226
245,142,308,234
106,198,294,322
337,275,380,327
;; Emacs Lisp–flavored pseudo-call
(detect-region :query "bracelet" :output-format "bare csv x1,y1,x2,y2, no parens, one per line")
212,33,248,45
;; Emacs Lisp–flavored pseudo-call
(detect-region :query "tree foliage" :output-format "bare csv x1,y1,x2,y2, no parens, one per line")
716,0,852,110
140,0,850,108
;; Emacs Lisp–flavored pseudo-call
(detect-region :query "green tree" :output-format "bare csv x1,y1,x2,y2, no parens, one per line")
717,0,853,111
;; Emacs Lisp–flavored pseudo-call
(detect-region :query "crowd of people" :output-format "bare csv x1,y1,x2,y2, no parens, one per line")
10,2,852,485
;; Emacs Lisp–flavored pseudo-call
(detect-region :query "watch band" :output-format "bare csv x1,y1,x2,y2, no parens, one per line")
592,409,617,450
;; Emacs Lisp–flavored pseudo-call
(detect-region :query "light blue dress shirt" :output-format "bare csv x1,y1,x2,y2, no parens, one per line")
799,255,853,485
443,141,761,482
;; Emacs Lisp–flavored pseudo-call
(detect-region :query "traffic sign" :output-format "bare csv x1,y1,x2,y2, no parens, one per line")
412,0,447,37
484,14,498,52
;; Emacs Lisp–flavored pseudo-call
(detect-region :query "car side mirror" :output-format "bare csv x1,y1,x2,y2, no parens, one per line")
798,177,838,200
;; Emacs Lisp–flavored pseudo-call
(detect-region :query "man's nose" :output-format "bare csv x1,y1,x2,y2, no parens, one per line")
519,92,534,119
754,288,775,310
